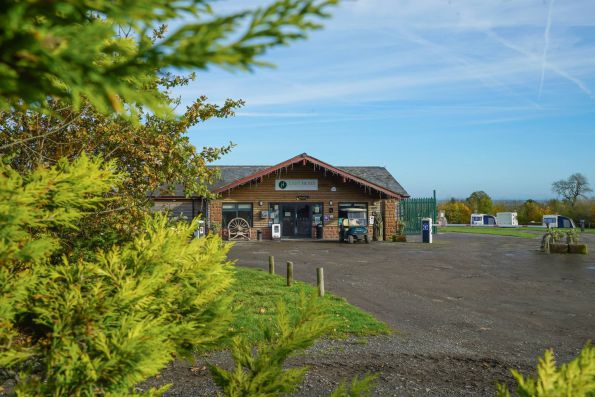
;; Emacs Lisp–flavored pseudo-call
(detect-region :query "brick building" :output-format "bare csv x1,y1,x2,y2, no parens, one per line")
153,153,409,240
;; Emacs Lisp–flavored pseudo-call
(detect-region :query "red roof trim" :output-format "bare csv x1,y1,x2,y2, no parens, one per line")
213,153,406,198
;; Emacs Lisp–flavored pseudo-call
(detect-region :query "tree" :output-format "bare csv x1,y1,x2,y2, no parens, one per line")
439,199,472,224
466,191,493,214
0,94,239,248
0,0,338,116
517,199,547,224
552,173,593,208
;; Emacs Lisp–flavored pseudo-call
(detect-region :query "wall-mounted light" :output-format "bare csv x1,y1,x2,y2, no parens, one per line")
259,201,264,206
329,200,333,206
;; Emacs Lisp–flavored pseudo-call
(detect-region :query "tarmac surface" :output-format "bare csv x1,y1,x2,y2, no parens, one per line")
148,232,595,396
230,233,594,360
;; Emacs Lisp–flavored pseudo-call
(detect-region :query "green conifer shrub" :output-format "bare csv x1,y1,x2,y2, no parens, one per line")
210,296,328,396
497,343,595,397
0,156,235,396
209,295,377,397
329,374,378,397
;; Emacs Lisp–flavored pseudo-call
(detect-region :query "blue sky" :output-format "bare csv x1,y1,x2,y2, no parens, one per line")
174,0,595,200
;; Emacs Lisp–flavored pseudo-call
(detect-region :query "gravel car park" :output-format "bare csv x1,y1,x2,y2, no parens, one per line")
146,233,594,396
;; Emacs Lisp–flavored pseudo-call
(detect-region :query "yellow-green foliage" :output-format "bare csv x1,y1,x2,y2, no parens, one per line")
330,374,378,397
0,0,337,116
0,153,119,267
209,293,379,397
497,343,595,397
439,200,472,224
210,295,334,397
0,158,235,396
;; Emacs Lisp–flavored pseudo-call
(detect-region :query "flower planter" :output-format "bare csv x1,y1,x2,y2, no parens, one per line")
568,244,588,255
549,243,568,254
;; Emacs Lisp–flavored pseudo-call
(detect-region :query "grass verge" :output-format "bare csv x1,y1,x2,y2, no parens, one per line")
512,226,595,234
438,226,537,238
230,266,390,342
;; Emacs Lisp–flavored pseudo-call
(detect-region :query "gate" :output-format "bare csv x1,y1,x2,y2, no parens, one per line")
398,190,437,235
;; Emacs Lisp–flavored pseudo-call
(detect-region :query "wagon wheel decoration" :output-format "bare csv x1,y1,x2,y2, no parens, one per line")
227,217,251,240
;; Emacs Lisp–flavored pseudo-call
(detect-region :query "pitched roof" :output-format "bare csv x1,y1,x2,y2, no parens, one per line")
210,166,270,190
336,166,408,197
211,153,409,198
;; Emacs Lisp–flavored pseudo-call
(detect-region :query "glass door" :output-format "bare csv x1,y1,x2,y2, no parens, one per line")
295,204,311,237
281,205,296,237
275,203,321,238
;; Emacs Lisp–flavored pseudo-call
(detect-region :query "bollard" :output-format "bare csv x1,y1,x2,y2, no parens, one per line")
317,267,325,297
286,261,294,286
268,256,275,274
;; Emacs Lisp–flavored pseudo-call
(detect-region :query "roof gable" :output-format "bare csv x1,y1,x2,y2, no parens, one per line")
211,153,409,198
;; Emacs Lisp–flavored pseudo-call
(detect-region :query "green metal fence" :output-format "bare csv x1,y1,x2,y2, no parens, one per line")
398,190,437,235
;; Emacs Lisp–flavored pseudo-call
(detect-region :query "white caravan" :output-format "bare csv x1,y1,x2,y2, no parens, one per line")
496,212,518,227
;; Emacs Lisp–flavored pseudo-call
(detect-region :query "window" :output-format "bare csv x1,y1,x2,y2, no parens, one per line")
268,204,280,224
338,203,368,226
544,217,556,226
222,203,253,227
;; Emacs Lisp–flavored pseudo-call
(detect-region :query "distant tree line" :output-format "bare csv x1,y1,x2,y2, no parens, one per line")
439,173,594,226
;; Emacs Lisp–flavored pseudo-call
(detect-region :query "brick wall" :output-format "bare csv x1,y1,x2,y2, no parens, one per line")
210,199,391,241
323,225,339,240
208,200,222,237
383,199,397,240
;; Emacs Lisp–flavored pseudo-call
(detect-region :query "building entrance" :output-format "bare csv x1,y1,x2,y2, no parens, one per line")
275,202,323,238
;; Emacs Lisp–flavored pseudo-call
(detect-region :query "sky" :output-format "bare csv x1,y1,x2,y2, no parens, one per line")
174,0,595,200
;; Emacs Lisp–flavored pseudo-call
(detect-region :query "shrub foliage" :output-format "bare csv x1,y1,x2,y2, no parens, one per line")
210,296,332,396
497,344,595,397
0,0,337,116
0,157,235,396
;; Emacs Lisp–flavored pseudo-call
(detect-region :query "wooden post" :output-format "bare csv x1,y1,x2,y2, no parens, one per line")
286,261,293,286
268,256,275,274
317,267,325,297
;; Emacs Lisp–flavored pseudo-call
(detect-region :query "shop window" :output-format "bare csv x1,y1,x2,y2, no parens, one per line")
338,202,368,226
222,203,253,227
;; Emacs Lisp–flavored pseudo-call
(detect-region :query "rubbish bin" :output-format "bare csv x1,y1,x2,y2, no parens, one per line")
316,223,323,239
257,229,263,241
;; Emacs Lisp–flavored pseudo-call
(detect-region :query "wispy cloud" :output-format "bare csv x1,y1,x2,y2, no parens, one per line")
463,115,541,126
487,31,594,99
236,111,317,118
180,0,595,200
539,0,556,99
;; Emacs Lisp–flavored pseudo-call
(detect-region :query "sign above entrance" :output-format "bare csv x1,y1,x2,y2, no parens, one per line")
275,179,318,191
